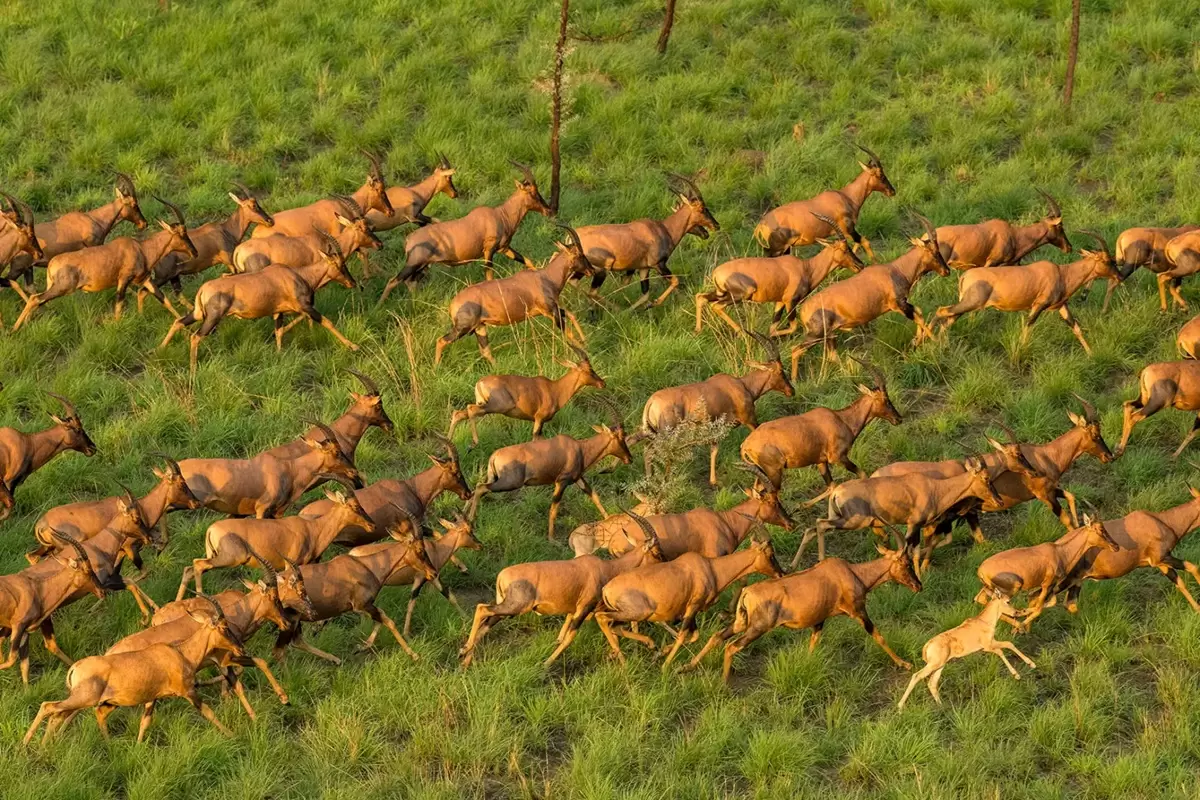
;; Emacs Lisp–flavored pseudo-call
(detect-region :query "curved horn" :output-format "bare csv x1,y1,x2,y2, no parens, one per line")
153,195,187,227
509,159,538,186
331,193,364,219
149,451,182,476
437,151,451,170
343,368,379,396
117,482,137,508
113,171,138,198
196,592,227,623
17,198,35,228
849,354,887,390
855,143,882,168
810,212,848,244
0,191,18,216
244,543,278,587
1077,229,1111,259
305,418,346,455
566,341,590,363
1036,188,1062,219
624,506,660,547
736,460,773,488
666,172,703,202
390,503,425,540
747,330,781,365
311,225,345,260
554,222,582,253
913,211,937,242
230,181,253,199
997,422,1020,444
50,528,92,567
361,149,385,179
594,394,624,429
1072,393,1099,423
46,392,79,419
432,431,459,463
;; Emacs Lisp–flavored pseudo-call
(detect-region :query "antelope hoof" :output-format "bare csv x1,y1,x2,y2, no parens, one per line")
897,660,912,671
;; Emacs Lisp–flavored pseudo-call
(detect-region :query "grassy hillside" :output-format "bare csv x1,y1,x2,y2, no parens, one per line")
2,0,1200,796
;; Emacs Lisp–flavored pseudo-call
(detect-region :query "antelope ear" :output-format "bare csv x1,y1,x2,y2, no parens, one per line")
592,424,606,434
151,467,165,479
985,436,1005,453
241,579,256,590
228,192,241,203
1083,513,1093,525
909,237,923,248
1190,486,1200,499
553,241,567,252
49,414,65,426
857,160,870,171
514,179,524,190
1066,411,1085,427
159,219,173,232
335,215,353,228
856,383,872,395
324,489,338,502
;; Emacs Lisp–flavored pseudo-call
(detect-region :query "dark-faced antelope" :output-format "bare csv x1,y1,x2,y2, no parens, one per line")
368,153,458,230
432,225,594,364
740,359,900,491
11,197,197,331
0,194,44,323
460,509,666,668
449,343,604,443
0,393,96,509
1116,360,1200,457
266,370,393,461
574,173,719,310
378,161,551,301
638,332,794,485
932,231,1120,354
934,190,1070,270
253,151,393,239
1109,225,1198,311
695,217,863,334
232,196,380,274
788,215,948,373
754,146,895,259
686,544,921,682
468,403,632,539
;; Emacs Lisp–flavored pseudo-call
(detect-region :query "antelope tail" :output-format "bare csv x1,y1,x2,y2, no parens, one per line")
752,222,772,249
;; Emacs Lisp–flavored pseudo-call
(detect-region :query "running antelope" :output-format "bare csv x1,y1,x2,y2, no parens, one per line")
449,343,604,443
12,197,197,330
695,216,863,334
468,402,632,539
1109,224,1198,311
266,370,393,461
1151,229,1200,312
686,544,921,682
378,160,551,301
788,215,948,373
934,190,1071,270
0,392,96,509
1178,315,1200,359
637,332,794,485
253,151,392,239
0,195,44,322
232,196,380,273
740,359,900,491
567,493,665,556
1116,360,1200,457
932,231,1121,354
367,153,458,230
575,173,720,310
460,509,667,668
432,224,594,364
754,146,895,259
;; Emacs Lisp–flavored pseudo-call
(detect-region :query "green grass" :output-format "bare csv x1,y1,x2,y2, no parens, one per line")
3,0,1200,796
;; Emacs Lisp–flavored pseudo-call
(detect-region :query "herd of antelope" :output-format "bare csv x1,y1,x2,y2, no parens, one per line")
4,145,1200,742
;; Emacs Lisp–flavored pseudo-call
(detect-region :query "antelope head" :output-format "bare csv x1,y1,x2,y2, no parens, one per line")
748,534,785,579
431,433,470,499
1075,230,1121,282
324,485,377,538
510,160,552,217
747,331,794,397
856,144,896,197
593,397,633,465
811,212,865,272
910,212,949,276
437,513,482,551
964,456,1002,507
153,196,199,260
280,555,317,620
1036,189,1071,252
305,419,364,488
0,193,43,262
667,172,719,239
314,228,358,290
343,369,393,434
983,424,1038,478
433,152,459,199
552,223,595,278
1075,514,1119,553
361,150,394,217
1068,394,1113,463
229,182,275,228
738,463,796,530
47,392,97,457
150,452,201,513
395,526,439,583
51,528,112,599
191,594,246,657
332,195,383,252
877,543,923,593
113,171,148,230
851,357,902,426
558,343,606,391
243,545,292,631
624,506,666,563
113,483,157,552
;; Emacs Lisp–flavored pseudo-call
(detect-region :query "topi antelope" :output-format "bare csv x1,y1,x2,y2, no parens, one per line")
0,194,44,322
449,343,605,443
159,229,359,372
143,183,275,302
1116,359,1200,457
12,197,197,330
637,332,793,485
695,216,863,334
740,359,900,492
24,596,245,744
934,190,1071,270
0,392,96,513
595,533,785,671
367,153,459,230
468,400,632,539
897,593,1035,710
432,224,594,364
1152,228,1200,312
460,508,667,668
932,230,1121,354
754,146,895,259
1178,314,1200,359
232,195,381,274
379,160,551,301
788,214,948,374
5,172,147,296
253,151,393,240
575,173,720,310
686,544,921,682
175,419,363,518
266,370,393,461
1109,224,1198,311
567,493,665,557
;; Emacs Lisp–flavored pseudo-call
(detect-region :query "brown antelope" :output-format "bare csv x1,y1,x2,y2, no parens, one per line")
897,593,1035,710
754,146,895,259
348,512,482,637
297,434,469,547
567,493,665,557
575,173,720,310
686,544,921,682
788,215,949,374
740,359,900,491
932,231,1121,354
272,531,437,665
0,530,113,684
378,161,551,301
1116,360,1200,457
5,172,148,296
175,419,363,518
448,343,605,443
1178,315,1200,359
232,196,381,273
252,151,393,239
460,509,667,668
367,153,458,230
595,535,784,671
432,224,594,364
178,486,376,599
0,194,44,322
0,393,96,506
143,184,275,301
933,190,1071,270
1152,229,1200,311
159,230,359,372
796,456,1001,567
266,370,393,461
1109,225,1198,311
1053,488,1200,614
695,217,864,334
11,197,197,331
637,333,793,486
467,404,632,539
23,596,245,745
975,515,1118,631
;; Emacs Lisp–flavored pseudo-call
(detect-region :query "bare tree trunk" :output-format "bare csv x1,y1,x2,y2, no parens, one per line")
1063,0,1080,107
657,0,677,55
549,0,569,214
